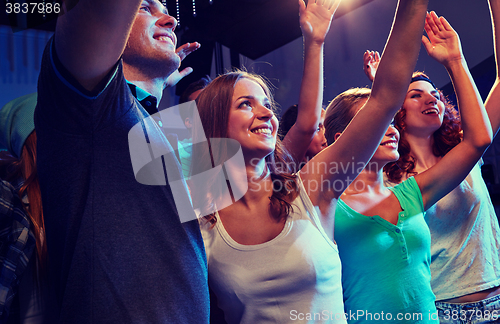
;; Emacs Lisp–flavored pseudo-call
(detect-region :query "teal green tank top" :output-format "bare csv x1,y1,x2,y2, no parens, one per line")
335,177,438,323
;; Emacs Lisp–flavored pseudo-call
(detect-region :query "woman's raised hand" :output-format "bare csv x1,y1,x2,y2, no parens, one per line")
299,0,341,45
422,11,463,67
363,50,380,83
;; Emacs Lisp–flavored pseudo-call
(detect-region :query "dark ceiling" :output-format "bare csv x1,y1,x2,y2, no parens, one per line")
169,0,374,95
172,0,373,60
1,0,374,95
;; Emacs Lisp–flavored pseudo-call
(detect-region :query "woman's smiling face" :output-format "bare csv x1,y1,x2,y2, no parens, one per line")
227,78,279,160
371,121,400,165
402,80,446,136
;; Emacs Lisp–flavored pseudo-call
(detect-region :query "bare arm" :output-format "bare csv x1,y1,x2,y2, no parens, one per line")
301,0,429,201
55,0,142,91
415,12,493,209
485,0,500,136
282,0,339,166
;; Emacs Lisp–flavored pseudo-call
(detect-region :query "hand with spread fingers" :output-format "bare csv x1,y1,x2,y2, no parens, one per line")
299,0,340,45
165,42,201,88
363,50,380,83
422,11,463,67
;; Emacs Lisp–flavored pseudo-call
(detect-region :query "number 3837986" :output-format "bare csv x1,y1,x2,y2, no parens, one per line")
6,2,60,14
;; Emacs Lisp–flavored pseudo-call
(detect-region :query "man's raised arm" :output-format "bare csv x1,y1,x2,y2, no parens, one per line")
55,0,142,90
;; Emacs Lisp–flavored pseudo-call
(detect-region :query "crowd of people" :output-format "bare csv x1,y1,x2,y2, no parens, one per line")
0,0,499,323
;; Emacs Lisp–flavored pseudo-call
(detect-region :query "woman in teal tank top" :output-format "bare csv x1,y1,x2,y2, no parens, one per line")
323,12,493,324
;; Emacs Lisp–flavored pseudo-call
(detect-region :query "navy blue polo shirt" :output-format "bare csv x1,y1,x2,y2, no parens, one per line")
34,38,209,323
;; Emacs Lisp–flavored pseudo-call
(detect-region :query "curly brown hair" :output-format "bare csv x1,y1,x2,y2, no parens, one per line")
192,71,299,225
384,72,462,183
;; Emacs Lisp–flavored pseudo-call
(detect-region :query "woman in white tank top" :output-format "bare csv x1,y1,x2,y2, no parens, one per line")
190,0,429,322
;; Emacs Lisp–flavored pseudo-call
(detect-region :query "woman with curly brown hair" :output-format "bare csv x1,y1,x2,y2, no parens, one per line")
365,9,500,324
384,71,463,182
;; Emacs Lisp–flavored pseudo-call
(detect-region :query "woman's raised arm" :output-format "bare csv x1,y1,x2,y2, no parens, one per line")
282,0,339,166
301,0,429,202
415,12,492,209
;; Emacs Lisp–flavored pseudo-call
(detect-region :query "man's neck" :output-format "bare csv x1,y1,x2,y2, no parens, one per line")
126,79,164,102
123,64,168,101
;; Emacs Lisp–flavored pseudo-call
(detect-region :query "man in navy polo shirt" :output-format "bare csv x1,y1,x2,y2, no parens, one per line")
34,0,209,322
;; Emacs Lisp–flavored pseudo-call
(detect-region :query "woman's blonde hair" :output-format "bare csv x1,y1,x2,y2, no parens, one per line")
324,87,371,144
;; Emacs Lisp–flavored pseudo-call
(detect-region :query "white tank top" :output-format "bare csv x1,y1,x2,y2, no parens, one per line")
199,176,346,324
424,163,500,300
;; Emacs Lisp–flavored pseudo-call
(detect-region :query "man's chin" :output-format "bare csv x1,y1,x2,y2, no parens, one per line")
153,53,180,76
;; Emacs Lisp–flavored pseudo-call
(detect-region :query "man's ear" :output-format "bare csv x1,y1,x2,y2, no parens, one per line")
184,117,192,129
334,132,342,142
